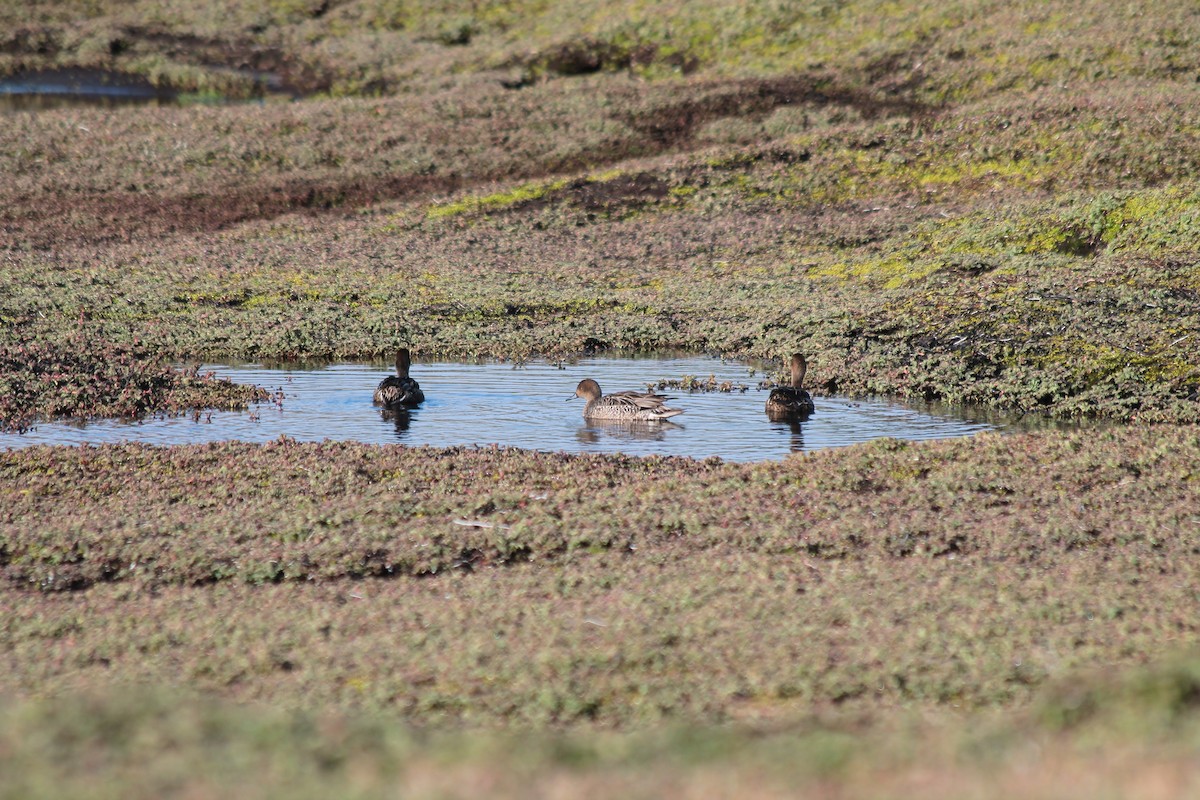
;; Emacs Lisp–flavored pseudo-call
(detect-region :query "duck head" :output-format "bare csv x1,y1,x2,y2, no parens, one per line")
571,378,602,402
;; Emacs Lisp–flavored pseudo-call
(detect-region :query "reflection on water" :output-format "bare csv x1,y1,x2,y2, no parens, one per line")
382,407,413,435
576,418,684,446
0,68,172,112
768,416,808,452
0,67,288,113
0,356,1037,462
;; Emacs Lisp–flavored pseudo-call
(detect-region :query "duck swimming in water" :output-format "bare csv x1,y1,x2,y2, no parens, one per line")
373,349,425,409
571,379,683,421
764,353,814,418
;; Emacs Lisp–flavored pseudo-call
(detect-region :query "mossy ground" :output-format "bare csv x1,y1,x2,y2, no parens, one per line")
5,77,1200,423
4,0,1200,794
4,429,1200,794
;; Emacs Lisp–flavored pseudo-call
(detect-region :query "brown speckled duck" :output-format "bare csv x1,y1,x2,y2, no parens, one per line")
765,353,814,418
571,379,683,421
373,349,425,409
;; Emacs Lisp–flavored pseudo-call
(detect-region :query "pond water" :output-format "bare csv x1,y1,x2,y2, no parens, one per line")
0,68,283,113
1,356,1029,461
0,68,173,112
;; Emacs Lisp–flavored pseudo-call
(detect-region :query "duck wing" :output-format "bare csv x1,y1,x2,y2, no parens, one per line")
766,386,813,414
607,390,675,410
375,376,425,407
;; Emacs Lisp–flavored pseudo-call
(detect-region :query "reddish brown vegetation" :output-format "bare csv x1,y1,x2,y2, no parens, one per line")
0,327,267,432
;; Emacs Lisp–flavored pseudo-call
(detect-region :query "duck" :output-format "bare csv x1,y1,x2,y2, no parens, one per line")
765,353,815,418
570,379,683,421
373,348,425,408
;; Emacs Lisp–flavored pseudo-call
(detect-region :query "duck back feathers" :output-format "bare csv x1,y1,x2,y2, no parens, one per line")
765,353,814,417
374,349,425,408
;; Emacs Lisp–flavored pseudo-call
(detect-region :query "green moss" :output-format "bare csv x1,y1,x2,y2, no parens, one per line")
811,256,940,288
908,157,1048,190
918,187,1200,261
427,178,570,219
1077,188,1200,253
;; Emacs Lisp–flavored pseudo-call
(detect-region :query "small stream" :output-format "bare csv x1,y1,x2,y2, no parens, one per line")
0,356,1035,461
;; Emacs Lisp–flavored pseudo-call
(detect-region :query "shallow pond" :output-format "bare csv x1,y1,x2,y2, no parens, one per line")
1,356,1030,461
0,68,283,113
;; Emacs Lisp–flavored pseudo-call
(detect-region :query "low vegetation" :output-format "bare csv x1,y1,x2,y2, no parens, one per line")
4,659,1200,799
0,327,267,431
3,0,1200,794
4,428,1200,792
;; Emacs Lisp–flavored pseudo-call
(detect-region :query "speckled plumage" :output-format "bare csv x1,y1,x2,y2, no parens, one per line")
373,349,425,408
572,378,683,421
765,353,814,418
